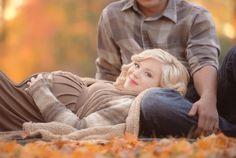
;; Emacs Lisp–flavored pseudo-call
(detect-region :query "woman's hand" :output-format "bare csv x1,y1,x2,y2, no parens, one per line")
25,73,53,95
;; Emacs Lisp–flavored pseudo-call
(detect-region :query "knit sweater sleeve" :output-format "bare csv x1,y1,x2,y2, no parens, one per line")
27,73,81,128
77,97,133,129
27,73,133,130
29,80,132,130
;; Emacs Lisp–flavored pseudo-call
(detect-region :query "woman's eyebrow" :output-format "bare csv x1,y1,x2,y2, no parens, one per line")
143,67,154,73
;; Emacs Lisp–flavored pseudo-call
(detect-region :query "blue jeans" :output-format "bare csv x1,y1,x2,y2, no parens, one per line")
139,45,236,138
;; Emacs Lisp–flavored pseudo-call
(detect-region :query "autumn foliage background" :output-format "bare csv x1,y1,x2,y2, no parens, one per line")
0,0,236,82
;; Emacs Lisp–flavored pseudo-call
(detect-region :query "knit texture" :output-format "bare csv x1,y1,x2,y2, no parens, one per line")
23,89,148,142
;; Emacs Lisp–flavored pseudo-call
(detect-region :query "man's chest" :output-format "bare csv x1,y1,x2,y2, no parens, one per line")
109,15,190,64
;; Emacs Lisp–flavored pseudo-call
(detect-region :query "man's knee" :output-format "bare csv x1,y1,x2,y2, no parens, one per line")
139,88,197,137
141,88,191,118
221,45,236,83
230,46,236,76
228,45,236,65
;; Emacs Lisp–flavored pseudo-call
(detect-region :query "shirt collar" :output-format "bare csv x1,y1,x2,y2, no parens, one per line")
162,0,177,23
121,0,135,11
121,0,177,23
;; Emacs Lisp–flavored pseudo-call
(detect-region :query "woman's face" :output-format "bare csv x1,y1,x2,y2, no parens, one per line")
123,58,162,93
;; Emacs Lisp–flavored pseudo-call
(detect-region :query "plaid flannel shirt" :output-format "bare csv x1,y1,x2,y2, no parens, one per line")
96,0,220,81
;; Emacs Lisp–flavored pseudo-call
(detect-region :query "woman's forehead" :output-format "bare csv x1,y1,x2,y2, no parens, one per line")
137,58,162,70
137,57,161,64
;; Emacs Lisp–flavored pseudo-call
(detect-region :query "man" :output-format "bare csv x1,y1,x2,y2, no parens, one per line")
95,0,235,137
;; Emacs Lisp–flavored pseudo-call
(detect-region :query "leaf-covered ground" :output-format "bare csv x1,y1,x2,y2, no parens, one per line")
0,133,235,158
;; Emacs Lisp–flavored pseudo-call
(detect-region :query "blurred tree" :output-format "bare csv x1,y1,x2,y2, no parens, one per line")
0,0,235,82
190,0,236,62
0,0,109,82
0,0,6,41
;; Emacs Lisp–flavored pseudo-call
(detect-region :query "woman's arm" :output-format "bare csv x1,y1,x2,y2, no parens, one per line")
27,73,132,130
76,97,132,129
26,73,81,127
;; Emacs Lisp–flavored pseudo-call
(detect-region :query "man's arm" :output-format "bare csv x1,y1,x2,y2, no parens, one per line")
188,66,219,135
186,8,220,135
96,9,122,81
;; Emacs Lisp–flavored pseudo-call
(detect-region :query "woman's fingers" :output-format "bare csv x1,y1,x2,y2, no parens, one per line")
26,74,44,88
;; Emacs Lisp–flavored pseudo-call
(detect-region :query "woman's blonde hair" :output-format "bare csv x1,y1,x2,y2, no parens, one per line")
114,49,190,96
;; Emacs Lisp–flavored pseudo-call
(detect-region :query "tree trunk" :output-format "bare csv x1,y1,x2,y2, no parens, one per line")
0,0,6,41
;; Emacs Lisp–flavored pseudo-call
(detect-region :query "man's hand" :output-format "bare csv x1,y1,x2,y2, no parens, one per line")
188,94,219,136
189,66,219,136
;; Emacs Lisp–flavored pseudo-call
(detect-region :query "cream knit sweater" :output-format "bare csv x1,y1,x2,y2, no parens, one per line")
23,73,149,142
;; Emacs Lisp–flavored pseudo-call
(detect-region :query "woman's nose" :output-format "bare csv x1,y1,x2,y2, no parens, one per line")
132,69,140,78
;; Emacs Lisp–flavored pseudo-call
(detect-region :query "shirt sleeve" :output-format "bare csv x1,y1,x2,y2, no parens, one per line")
186,8,220,75
96,9,122,81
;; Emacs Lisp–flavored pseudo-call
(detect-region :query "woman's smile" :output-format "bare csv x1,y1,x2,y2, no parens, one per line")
128,76,138,86
123,58,162,93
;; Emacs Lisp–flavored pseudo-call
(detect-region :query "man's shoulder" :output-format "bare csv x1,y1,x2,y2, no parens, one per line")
176,0,210,15
102,0,128,13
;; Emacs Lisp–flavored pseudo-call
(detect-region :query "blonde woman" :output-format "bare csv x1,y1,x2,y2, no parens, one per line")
0,49,189,131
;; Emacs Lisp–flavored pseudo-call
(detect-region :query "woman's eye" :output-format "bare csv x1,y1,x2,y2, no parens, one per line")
145,72,152,78
134,63,140,69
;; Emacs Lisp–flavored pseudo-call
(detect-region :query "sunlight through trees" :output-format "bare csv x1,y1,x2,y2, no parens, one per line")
0,0,235,82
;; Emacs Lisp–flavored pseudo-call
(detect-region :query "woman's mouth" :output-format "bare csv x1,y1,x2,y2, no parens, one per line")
129,77,138,85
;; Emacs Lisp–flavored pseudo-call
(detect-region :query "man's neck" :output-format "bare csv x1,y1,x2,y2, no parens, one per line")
138,0,169,17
